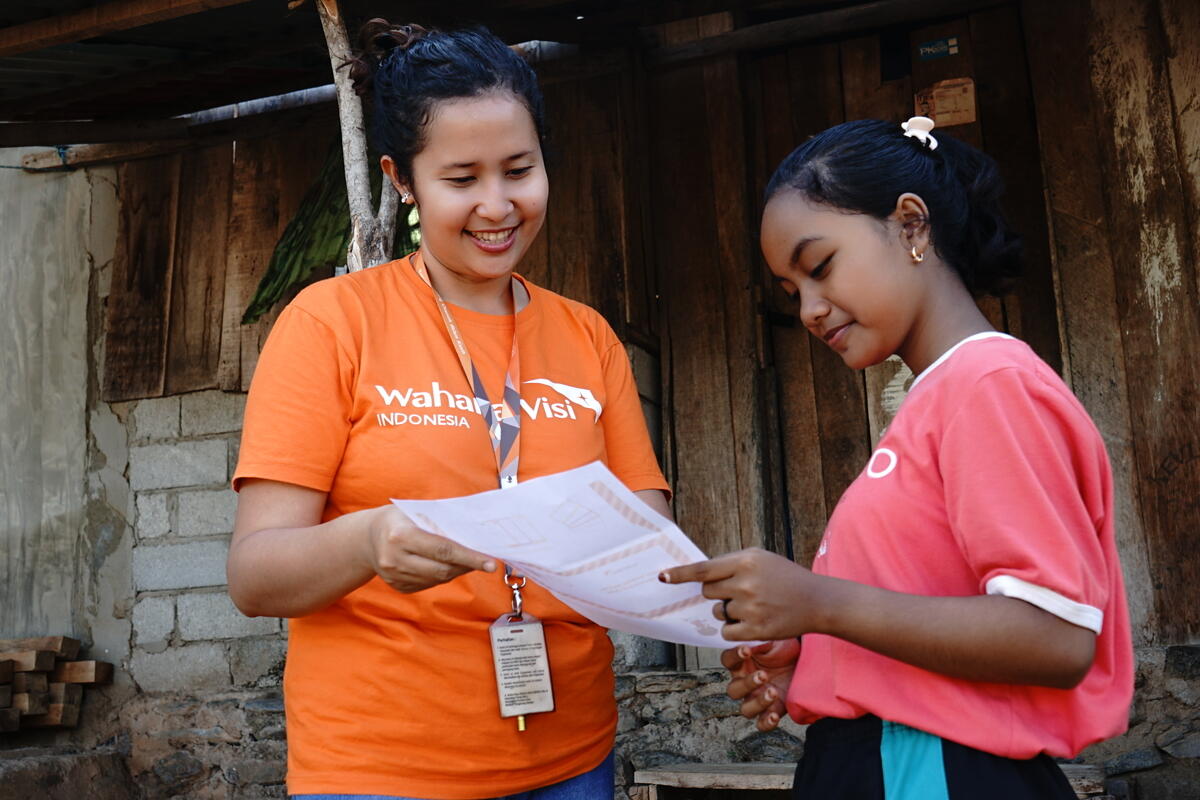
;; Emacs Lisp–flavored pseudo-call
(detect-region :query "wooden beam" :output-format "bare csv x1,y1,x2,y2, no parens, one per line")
20,100,334,170
649,0,1012,66
0,0,256,58
0,119,188,147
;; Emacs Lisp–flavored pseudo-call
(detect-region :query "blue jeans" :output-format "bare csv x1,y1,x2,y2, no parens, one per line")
292,750,615,800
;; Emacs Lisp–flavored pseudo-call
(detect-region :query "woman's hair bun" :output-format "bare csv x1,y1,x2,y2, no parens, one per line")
348,19,429,97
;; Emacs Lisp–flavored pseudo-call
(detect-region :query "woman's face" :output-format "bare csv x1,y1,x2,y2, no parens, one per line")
760,191,922,370
404,91,547,287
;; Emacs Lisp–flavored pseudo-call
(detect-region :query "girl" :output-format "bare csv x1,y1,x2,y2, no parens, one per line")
227,22,670,799
661,117,1132,799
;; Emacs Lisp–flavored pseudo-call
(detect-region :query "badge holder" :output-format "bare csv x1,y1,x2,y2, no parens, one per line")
490,569,555,731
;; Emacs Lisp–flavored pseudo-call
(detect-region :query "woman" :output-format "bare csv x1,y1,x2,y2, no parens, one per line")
227,21,670,799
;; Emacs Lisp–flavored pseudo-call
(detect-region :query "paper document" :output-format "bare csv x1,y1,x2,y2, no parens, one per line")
391,462,733,649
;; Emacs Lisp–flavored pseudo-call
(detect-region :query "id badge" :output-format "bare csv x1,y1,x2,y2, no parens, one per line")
489,612,555,719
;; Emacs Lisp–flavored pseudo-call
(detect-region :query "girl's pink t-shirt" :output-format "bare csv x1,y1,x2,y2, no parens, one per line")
786,333,1133,759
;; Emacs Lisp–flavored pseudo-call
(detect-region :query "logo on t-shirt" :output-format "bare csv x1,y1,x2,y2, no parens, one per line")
371,380,601,428
866,447,899,478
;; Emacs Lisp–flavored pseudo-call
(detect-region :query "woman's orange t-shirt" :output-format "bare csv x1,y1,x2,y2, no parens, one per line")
233,255,669,798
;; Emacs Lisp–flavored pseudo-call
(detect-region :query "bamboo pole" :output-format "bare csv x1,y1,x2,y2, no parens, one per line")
314,0,397,271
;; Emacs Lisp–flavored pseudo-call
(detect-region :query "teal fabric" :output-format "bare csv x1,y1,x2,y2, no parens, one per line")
880,720,951,800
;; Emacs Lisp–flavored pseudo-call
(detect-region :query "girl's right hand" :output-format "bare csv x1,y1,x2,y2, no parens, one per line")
722,638,801,731
363,506,497,593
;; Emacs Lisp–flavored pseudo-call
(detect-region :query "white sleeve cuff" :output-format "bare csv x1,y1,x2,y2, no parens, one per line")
985,575,1104,634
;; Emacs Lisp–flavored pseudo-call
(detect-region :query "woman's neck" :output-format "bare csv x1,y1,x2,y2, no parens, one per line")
417,248,526,315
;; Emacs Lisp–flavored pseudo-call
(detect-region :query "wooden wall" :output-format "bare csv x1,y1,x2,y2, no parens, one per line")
1023,0,1200,644
105,117,337,399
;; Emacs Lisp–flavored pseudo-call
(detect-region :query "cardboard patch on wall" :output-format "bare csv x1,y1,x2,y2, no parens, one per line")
914,78,977,127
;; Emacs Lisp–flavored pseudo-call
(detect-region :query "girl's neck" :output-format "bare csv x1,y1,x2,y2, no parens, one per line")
899,277,995,377
417,248,527,315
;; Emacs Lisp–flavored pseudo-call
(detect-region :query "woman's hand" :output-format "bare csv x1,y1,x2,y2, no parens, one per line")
722,639,800,732
364,506,497,593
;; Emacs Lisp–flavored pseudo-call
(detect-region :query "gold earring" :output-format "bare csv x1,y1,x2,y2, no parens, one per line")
910,245,924,263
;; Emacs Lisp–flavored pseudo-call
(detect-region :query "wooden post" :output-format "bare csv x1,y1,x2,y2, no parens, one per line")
314,0,397,271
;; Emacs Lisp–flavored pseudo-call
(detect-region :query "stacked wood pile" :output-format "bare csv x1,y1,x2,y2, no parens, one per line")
0,637,112,732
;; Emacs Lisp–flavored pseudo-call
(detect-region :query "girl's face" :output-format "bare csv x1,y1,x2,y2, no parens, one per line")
760,191,923,370
404,92,548,287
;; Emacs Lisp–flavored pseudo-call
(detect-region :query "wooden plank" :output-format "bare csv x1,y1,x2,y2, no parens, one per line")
0,707,19,732
635,762,793,790
0,636,80,659
752,47,831,563
51,660,113,684
617,58,659,343
12,673,48,694
48,682,83,706
0,686,10,708
1088,0,1200,642
6,651,55,672
651,0,1008,66
649,60,742,558
13,692,49,715
1019,0,1156,643
1159,0,1200,292
217,119,337,392
22,703,80,728
0,118,189,147
839,34,909,454
103,153,181,400
0,0,256,57
968,5,1062,372
701,16,770,551
164,142,233,394
0,660,12,683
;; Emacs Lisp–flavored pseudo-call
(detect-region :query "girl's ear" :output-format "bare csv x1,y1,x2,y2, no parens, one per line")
380,155,412,201
893,192,932,256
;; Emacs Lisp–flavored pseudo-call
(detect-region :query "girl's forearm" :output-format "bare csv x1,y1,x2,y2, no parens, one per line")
812,576,1096,689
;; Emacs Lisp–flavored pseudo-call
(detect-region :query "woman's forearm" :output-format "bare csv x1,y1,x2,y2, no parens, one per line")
227,507,377,619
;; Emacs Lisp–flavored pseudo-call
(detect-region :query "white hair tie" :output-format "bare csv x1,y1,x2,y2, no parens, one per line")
902,116,938,150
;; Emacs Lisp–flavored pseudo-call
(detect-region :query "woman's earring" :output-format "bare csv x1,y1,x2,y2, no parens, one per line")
400,191,412,204
910,245,925,263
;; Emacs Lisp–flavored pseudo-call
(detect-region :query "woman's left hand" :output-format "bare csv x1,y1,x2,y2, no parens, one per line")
659,547,827,641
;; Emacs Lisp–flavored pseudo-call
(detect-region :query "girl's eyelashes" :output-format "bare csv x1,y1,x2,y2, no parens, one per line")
810,254,833,279
508,166,534,177
444,176,475,185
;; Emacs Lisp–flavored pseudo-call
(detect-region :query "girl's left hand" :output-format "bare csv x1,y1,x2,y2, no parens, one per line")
660,547,827,641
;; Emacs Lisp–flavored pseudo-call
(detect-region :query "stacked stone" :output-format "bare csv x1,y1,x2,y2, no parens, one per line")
0,636,112,731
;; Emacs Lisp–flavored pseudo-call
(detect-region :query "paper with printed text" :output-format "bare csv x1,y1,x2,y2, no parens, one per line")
391,462,735,649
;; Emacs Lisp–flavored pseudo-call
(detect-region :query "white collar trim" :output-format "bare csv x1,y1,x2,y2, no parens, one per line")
908,331,1014,392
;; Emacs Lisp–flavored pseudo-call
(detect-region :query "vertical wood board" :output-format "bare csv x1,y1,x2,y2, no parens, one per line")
1021,0,1155,642
103,154,181,401
165,142,233,395
1089,0,1200,641
968,5,1062,372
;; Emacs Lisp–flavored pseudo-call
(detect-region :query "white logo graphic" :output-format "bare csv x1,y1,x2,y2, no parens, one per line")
524,379,603,422
866,448,898,478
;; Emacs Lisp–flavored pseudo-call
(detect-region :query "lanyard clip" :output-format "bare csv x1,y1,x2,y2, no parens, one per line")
504,565,527,621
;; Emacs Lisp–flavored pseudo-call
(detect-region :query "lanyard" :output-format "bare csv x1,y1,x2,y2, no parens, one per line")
411,252,522,490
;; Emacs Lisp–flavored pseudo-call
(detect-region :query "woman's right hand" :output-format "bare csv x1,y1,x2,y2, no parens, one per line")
722,638,801,731
363,506,497,593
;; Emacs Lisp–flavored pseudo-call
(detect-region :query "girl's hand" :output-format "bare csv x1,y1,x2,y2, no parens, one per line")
364,506,496,593
660,547,830,641
722,639,801,731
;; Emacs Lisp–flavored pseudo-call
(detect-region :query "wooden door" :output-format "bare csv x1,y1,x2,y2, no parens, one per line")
742,5,1061,565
